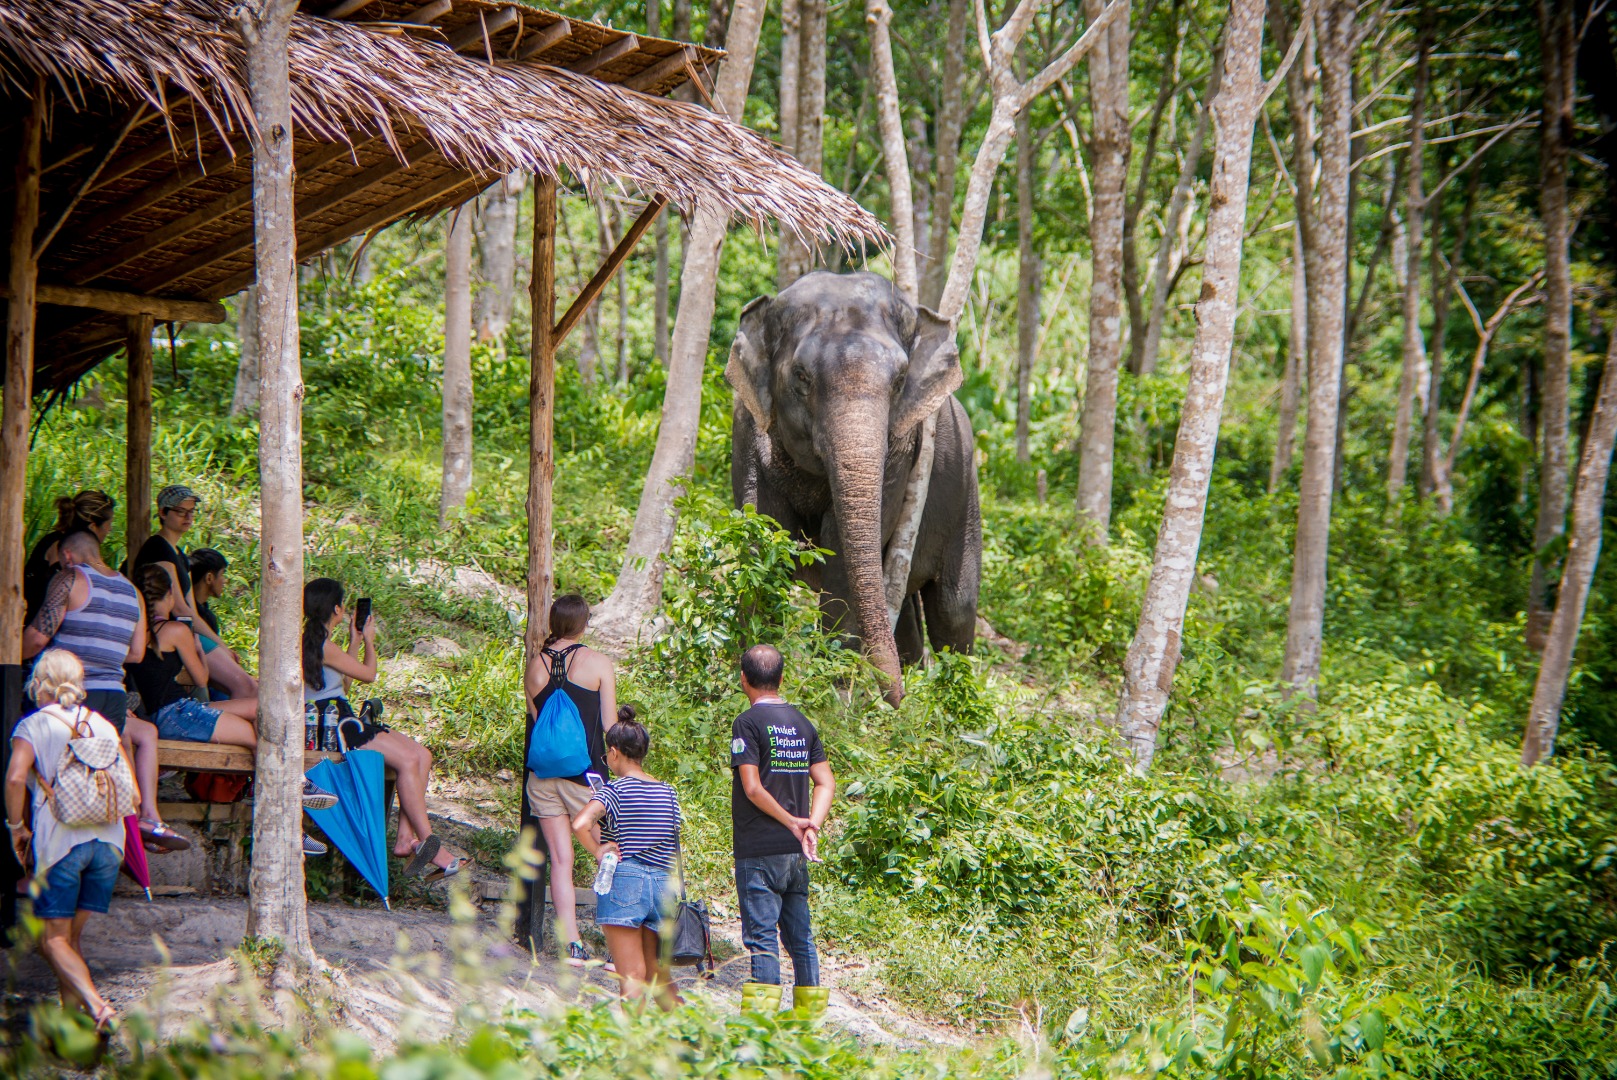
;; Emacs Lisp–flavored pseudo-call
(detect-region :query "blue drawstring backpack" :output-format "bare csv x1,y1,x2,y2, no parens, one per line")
526,645,591,778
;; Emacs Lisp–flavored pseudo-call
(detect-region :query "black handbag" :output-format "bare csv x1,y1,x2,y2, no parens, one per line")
670,842,715,976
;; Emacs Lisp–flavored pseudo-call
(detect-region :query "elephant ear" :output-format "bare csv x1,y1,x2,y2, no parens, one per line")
725,295,774,433
892,305,962,439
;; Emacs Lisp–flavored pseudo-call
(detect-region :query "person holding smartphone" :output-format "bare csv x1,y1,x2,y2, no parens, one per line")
302,578,459,880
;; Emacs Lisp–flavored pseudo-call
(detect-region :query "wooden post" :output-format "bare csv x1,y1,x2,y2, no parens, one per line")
125,314,153,565
518,174,558,955
0,76,45,664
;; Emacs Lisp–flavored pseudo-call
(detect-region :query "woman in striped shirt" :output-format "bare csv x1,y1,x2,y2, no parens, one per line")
571,707,683,1008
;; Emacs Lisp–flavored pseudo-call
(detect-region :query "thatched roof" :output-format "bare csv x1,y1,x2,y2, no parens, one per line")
0,0,886,392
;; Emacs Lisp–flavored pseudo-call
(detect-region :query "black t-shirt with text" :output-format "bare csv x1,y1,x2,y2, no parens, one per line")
729,701,827,859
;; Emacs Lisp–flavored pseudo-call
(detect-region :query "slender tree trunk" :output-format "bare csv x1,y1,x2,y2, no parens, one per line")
1421,163,1479,499
594,198,623,380
776,0,801,288
1387,16,1430,502
238,0,313,964
778,0,825,285
1523,341,1617,764
230,287,260,418
475,172,523,345
649,1,671,366
440,207,474,523
1075,0,1131,544
1138,41,1224,377
1015,108,1040,463
1529,0,1577,650
593,0,768,641
1281,0,1355,699
1270,224,1305,492
868,0,918,301
1116,0,1265,771
921,0,971,309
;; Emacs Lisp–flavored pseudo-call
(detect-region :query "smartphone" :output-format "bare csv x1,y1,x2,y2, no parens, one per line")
354,597,372,632
585,771,605,791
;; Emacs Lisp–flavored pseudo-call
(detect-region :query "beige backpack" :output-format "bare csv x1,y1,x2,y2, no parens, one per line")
35,706,139,827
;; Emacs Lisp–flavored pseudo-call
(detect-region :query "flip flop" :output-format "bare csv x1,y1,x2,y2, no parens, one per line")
139,819,192,852
422,855,463,884
403,835,441,877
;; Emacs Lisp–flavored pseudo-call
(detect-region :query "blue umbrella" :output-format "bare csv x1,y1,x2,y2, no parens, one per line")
305,749,390,909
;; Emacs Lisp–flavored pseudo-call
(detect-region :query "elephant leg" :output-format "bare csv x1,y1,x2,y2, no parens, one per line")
922,576,976,656
895,592,926,666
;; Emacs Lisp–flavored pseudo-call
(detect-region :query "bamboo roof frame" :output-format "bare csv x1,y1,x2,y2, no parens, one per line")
0,0,887,393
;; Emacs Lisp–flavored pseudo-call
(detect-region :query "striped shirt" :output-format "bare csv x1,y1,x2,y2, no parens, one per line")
52,566,140,691
590,775,683,871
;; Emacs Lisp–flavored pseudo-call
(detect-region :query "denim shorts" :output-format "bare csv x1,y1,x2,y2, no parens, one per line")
32,839,121,919
153,697,221,742
594,857,676,931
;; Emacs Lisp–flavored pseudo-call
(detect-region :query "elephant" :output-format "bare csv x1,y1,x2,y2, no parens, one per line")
726,271,982,703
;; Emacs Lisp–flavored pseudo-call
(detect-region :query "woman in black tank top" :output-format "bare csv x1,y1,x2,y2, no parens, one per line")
521,594,618,965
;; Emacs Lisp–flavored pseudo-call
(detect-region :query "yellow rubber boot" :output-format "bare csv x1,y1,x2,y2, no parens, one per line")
791,985,829,1023
740,982,783,1014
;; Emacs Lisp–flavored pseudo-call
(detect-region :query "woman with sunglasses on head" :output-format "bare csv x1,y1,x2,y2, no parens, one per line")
303,578,459,880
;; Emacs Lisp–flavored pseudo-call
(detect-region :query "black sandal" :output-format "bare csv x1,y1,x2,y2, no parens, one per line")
403,835,441,877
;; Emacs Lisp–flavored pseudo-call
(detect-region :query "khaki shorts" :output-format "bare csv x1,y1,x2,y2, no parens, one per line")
526,773,594,819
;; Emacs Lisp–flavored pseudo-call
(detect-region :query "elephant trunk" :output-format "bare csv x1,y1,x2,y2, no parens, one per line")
823,399,905,705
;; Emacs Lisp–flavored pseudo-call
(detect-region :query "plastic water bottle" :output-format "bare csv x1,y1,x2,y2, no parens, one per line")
321,702,339,752
593,850,619,896
304,702,318,751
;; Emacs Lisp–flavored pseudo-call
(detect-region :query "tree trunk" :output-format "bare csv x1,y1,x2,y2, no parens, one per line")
440,207,474,523
1421,164,1479,499
1074,0,1131,544
778,0,825,285
776,0,801,289
921,0,971,309
1015,107,1040,463
525,176,558,682
1116,0,1265,771
1386,16,1430,502
229,287,260,418
238,0,313,964
1280,0,1355,699
1523,341,1617,765
125,316,153,567
592,0,768,643
1269,223,1305,492
1137,39,1223,377
1528,0,1576,651
649,2,670,367
867,0,918,302
475,171,523,345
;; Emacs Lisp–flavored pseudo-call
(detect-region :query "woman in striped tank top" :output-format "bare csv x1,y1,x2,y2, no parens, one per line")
23,531,191,853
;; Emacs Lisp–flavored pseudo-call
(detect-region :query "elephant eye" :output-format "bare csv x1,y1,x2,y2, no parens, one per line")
792,367,810,397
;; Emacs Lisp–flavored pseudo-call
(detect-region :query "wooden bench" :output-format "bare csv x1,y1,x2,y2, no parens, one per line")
154,740,397,816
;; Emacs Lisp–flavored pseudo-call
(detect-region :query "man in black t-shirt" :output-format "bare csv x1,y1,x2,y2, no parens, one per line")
730,644,835,1018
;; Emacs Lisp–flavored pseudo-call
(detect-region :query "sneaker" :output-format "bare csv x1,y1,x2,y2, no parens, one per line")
302,835,327,857
302,779,339,810
566,941,590,968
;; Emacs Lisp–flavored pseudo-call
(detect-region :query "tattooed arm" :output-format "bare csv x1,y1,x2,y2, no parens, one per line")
22,570,77,658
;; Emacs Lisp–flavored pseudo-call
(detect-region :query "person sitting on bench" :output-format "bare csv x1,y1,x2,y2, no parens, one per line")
303,577,458,880
187,547,257,701
23,490,115,625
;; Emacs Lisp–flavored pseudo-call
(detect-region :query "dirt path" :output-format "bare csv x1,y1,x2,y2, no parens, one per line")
3,894,959,1053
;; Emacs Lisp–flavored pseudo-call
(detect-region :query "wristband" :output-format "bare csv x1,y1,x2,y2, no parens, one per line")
5,820,24,830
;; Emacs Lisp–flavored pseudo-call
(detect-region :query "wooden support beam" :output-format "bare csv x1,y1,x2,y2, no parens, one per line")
125,314,153,565
527,175,557,666
515,18,572,61
568,35,640,75
403,0,453,24
0,282,226,324
447,6,519,52
206,166,481,298
622,48,699,93
553,195,668,349
135,142,440,295
322,0,378,17
0,79,43,663
69,139,373,286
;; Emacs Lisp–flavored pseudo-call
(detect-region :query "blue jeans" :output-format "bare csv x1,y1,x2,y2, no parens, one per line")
32,839,121,919
153,697,221,742
595,857,676,930
735,853,819,986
